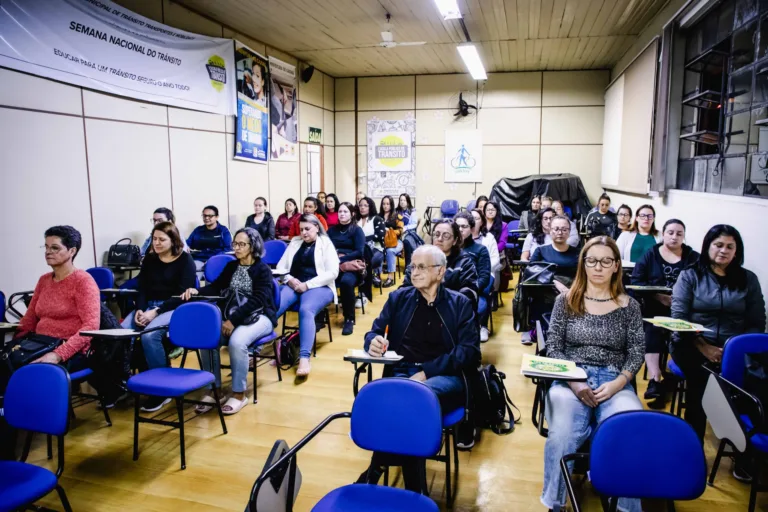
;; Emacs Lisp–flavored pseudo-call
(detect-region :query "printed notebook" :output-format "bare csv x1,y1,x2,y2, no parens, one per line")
643,316,712,332
521,353,587,380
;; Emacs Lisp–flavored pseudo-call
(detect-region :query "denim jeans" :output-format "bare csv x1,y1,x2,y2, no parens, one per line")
199,315,273,392
391,362,464,412
541,365,642,512
121,300,173,370
384,240,403,273
276,286,334,359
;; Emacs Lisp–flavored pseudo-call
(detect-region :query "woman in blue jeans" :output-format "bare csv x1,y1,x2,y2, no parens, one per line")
275,214,339,377
183,228,277,415
379,195,404,288
121,222,196,412
541,236,645,512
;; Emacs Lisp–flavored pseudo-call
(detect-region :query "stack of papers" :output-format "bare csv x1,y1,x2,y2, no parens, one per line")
643,317,711,332
521,353,587,380
345,349,403,361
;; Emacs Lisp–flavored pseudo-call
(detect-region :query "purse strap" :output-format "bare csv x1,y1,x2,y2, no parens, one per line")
115,238,133,245
523,262,556,284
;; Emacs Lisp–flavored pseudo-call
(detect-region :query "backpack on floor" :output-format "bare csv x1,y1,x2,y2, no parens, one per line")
473,364,521,435
276,331,300,370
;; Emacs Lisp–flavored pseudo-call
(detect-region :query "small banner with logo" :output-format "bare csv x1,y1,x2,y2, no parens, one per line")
367,118,416,199
269,56,298,161
445,129,483,183
0,0,236,115
234,41,269,163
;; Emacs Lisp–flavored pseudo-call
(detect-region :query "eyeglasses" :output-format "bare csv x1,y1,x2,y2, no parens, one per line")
551,227,569,233
456,223,470,230
542,216,554,222
617,212,631,217
202,214,216,219
41,245,65,254
432,232,454,241
584,257,616,268
150,218,166,224
231,242,251,249
637,214,655,220
411,264,442,273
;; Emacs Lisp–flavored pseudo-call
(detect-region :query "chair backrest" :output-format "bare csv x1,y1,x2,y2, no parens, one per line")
507,219,520,231
204,254,235,283
702,373,749,453
483,275,495,296
722,333,768,386
86,267,115,290
5,363,71,436
272,278,281,311
563,205,573,219
440,199,459,218
466,199,476,211
263,240,288,266
168,302,222,350
119,277,139,290
590,411,706,501
350,378,442,457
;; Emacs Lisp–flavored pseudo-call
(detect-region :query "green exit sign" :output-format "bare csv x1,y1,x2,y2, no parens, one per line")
309,127,322,144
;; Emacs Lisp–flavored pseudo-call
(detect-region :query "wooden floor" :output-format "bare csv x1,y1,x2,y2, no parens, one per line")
27,282,765,511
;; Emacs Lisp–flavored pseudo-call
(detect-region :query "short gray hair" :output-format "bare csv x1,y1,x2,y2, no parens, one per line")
299,214,327,236
414,245,446,268
234,227,265,258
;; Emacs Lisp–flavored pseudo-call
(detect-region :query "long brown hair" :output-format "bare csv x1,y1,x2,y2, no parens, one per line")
630,204,659,236
565,236,625,315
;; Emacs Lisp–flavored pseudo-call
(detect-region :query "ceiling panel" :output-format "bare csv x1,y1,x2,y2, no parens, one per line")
175,0,668,76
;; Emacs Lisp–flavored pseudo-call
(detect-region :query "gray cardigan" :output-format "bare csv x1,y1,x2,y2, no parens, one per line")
671,267,766,347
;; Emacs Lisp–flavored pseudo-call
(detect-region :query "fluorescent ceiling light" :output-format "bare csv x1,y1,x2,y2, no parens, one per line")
457,44,487,80
434,0,462,20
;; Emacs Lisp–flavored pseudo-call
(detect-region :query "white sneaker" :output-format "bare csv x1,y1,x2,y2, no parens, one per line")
521,331,533,345
480,327,489,342
355,297,369,309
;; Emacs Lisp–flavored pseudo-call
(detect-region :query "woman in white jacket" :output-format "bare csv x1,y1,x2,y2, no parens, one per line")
275,214,339,376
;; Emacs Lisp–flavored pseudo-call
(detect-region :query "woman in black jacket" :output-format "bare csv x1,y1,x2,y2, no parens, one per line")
328,202,365,336
631,219,699,402
245,197,275,241
357,196,386,298
182,228,277,415
670,225,766,445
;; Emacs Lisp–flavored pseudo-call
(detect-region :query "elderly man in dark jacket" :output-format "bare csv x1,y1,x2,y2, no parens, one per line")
358,244,480,493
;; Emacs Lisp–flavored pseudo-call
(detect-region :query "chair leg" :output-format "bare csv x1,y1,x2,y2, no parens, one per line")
708,439,726,486
282,314,287,336
55,484,74,512
212,387,228,435
669,381,678,415
748,455,760,512
47,434,53,460
100,394,113,427
453,424,459,471
180,349,188,368
252,354,258,404
132,393,140,461
445,429,452,505
383,466,389,487
274,339,283,382
176,397,186,470
326,310,333,343
195,349,203,369
667,500,676,512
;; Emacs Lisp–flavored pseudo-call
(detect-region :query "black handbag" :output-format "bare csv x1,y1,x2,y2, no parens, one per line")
522,263,556,285
222,288,263,325
107,238,141,267
2,333,63,371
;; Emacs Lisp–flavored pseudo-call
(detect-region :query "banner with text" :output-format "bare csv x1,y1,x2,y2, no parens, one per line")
367,118,416,198
234,42,269,163
269,56,298,161
445,129,483,183
0,0,236,115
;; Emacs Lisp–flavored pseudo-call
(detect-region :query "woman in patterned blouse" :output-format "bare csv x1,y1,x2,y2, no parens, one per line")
540,236,645,512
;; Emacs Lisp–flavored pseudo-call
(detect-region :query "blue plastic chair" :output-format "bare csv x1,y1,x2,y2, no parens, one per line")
431,199,459,224
247,378,441,511
466,199,476,211
126,302,228,469
248,279,283,403
263,240,288,267
0,364,74,512
203,254,235,283
561,410,706,512
86,266,115,302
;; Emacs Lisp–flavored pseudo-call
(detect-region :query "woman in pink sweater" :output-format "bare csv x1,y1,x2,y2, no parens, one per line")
15,226,100,369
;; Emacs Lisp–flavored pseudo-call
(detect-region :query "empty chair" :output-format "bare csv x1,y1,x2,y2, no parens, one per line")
86,266,115,290
0,364,74,512
431,199,459,225
203,253,236,283
263,239,288,267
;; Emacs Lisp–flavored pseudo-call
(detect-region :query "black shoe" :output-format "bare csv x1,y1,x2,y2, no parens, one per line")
372,276,382,288
140,396,171,412
382,278,395,288
456,423,476,451
342,319,355,336
733,464,753,483
644,379,663,399
100,391,129,410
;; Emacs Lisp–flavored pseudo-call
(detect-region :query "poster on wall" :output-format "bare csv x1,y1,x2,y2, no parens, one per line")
367,118,416,198
0,0,236,115
269,56,298,161
445,130,483,183
234,42,269,163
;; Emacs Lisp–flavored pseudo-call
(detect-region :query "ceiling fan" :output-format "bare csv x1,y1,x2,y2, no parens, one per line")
378,13,426,49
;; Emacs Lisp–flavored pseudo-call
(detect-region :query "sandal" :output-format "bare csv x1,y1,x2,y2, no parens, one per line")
194,393,226,414
222,396,249,415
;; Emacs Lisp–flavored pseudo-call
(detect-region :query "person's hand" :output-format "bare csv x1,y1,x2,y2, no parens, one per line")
295,282,308,293
142,309,159,324
655,293,672,307
554,281,569,294
410,371,427,382
368,336,387,357
181,288,199,301
32,352,62,364
696,341,723,363
286,278,301,291
222,320,235,337
135,310,148,327
594,377,627,403
568,382,598,408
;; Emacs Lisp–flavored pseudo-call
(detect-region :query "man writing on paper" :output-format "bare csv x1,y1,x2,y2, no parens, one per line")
356,245,480,492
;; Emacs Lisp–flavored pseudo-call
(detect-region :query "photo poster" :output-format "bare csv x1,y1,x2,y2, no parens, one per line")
366,118,416,199
445,129,483,183
234,42,269,163
269,56,298,161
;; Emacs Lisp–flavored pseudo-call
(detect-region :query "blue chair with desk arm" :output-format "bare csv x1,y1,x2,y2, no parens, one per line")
263,240,288,268
203,254,236,283
246,378,441,511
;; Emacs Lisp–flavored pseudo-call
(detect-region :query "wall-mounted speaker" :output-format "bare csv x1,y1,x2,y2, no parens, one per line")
301,65,315,83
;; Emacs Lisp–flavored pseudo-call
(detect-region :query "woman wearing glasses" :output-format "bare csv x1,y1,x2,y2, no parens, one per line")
183,228,277,415
615,204,660,263
122,222,197,412
541,237,644,512
186,205,233,275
